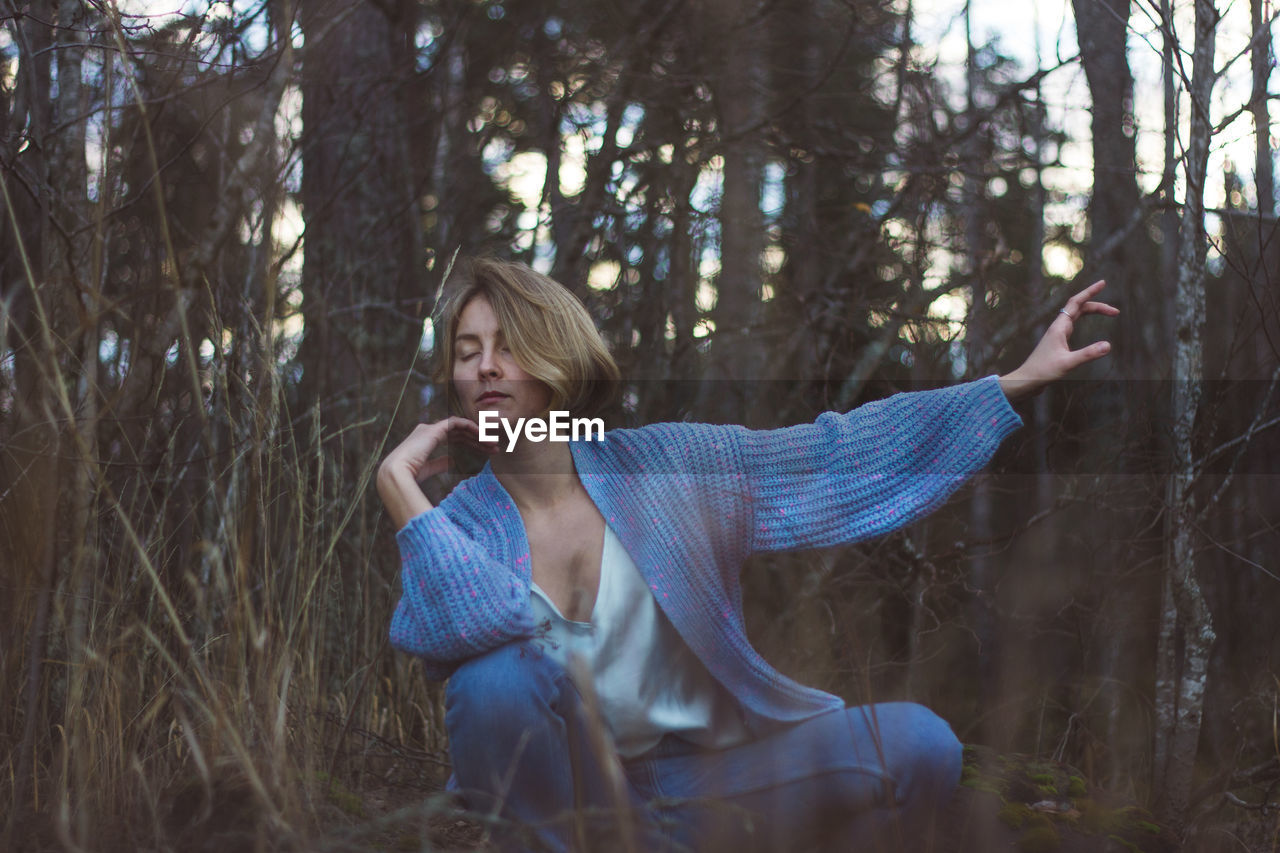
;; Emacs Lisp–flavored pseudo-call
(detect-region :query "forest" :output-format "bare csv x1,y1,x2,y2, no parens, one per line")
1,0,1277,850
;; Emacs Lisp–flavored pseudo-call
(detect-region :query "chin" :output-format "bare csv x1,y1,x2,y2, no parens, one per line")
473,404,516,424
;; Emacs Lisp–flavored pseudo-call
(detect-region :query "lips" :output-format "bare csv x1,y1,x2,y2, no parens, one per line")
476,391,509,404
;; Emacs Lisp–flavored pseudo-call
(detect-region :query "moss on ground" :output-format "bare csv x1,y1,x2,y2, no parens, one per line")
960,745,1178,853
1017,823,1062,852
315,770,367,819
999,802,1035,829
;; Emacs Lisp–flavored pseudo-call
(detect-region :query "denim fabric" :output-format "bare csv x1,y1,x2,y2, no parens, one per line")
445,642,962,853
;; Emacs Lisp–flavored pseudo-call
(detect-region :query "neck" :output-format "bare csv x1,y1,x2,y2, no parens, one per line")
490,439,580,512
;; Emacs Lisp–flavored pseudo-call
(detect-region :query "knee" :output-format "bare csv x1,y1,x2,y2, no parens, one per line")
873,702,962,806
445,642,567,747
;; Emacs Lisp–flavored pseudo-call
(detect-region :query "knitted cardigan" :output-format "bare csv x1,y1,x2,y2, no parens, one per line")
391,375,1022,732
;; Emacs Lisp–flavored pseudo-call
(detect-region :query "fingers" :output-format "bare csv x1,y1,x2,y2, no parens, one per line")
414,454,452,484
451,430,500,455
385,418,492,479
1015,282,1117,388
1057,281,1119,324
1077,300,1120,316
437,415,480,437
1075,339,1111,362
437,416,499,455
1059,341,1111,375
1067,279,1108,306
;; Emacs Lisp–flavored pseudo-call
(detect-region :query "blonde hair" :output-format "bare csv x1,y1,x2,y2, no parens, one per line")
432,258,620,418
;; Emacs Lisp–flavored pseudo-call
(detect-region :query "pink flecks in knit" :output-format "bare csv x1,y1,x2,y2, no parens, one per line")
389,375,1024,694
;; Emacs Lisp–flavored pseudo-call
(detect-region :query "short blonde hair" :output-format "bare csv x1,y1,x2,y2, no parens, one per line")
432,258,620,418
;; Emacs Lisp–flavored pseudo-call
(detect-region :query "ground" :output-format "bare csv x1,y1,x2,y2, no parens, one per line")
302,743,1190,852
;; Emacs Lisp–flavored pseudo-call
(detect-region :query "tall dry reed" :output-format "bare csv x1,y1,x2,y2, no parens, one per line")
0,212,452,853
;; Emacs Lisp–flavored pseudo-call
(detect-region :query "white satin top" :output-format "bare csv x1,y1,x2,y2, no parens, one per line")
529,524,750,758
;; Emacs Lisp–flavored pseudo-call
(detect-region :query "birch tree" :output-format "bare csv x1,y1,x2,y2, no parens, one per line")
1153,0,1218,825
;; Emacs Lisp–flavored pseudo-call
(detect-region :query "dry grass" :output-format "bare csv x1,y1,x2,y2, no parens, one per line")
0,347,462,849
0,209,460,850
0,10,464,840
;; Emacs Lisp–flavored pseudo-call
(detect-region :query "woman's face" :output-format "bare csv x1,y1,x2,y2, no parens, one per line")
452,295,553,425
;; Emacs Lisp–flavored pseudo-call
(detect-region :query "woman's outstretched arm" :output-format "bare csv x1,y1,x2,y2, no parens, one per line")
998,279,1119,401
643,281,1118,556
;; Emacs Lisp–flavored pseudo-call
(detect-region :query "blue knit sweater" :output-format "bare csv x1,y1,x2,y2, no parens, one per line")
391,376,1022,731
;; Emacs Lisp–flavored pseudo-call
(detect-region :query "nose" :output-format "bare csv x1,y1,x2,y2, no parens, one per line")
477,346,502,378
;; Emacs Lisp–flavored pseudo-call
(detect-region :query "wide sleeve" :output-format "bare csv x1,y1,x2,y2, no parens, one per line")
390,507,534,679
731,375,1022,554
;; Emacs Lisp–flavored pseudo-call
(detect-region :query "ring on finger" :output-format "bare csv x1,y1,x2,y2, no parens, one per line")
1059,309,1074,320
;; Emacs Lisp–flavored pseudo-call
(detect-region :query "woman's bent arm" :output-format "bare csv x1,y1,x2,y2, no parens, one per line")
389,505,534,674
376,464,433,530
377,417,491,529
379,417,523,676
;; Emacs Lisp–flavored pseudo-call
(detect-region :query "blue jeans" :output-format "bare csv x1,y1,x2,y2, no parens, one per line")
445,642,962,852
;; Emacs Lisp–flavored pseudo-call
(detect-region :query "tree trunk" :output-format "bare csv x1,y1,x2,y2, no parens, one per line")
1071,0,1161,368
298,0,425,420
962,0,1002,747
3,0,94,834
1161,0,1179,351
429,17,466,266
1154,0,1218,826
776,0,824,381
705,0,765,420
1251,0,1273,218
48,2,100,845
1072,0,1169,794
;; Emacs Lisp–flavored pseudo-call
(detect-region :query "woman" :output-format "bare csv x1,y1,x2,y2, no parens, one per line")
377,258,1117,852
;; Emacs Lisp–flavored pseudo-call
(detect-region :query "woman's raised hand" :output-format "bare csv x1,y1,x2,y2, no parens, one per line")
998,280,1119,401
377,417,498,530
